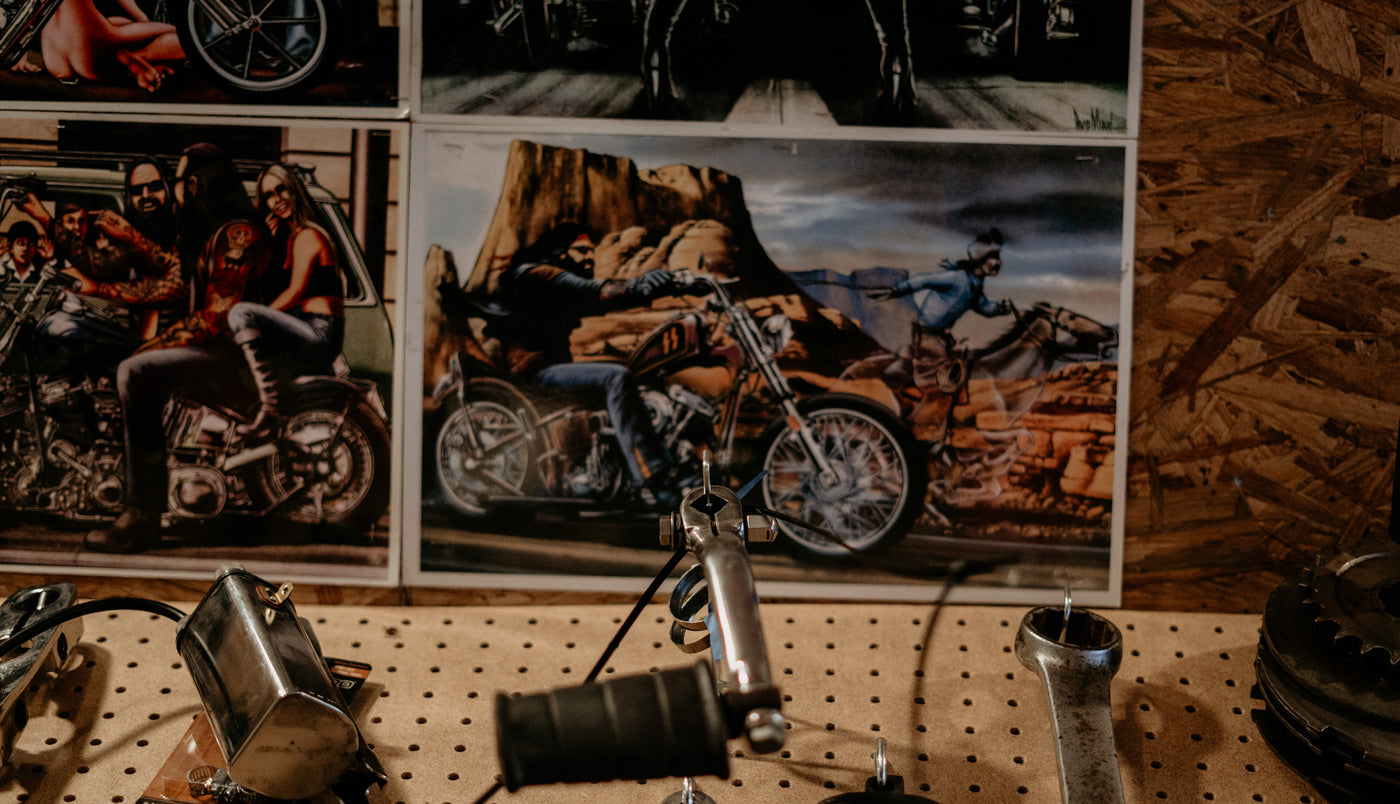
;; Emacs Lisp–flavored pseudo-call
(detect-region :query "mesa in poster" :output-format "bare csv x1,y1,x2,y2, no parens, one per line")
0,0,403,112
406,128,1132,602
0,116,402,584
419,0,1137,133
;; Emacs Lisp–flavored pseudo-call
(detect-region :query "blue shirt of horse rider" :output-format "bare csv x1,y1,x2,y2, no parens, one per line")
883,228,1010,330
892,261,1003,330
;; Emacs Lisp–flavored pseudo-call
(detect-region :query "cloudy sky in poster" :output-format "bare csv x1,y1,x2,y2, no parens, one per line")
413,129,1130,331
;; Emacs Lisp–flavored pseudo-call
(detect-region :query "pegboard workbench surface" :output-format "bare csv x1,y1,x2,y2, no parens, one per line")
3,603,1322,804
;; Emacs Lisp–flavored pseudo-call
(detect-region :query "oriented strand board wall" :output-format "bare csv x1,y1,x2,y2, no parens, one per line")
1126,0,1400,610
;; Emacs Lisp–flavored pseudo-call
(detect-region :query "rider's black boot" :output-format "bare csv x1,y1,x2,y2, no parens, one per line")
85,508,160,554
235,329,283,439
868,0,917,121
641,0,686,113
878,50,917,121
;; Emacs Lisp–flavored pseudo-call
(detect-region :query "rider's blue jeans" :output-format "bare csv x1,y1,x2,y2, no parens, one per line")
534,361,667,489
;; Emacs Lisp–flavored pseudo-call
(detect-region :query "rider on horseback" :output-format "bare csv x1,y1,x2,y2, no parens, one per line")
864,228,1012,440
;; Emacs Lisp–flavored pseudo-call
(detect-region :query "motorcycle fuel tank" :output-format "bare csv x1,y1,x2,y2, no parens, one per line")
175,564,362,800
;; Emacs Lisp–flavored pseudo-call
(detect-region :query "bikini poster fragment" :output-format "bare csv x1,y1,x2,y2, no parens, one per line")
0,1,405,115
403,125,1133,605
0,114,405,585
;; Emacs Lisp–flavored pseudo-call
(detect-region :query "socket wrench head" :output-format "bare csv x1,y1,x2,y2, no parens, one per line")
1015,606,1123,678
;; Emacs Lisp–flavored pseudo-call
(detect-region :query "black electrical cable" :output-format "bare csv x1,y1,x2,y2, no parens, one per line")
584,545,688,684
469,778,505,804
0,597,186,660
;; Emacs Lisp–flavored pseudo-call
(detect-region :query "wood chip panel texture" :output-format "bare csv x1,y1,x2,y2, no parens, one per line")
1129,0,1400,610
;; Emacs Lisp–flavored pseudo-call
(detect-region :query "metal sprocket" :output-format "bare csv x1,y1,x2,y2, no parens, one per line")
1302,551,1400,675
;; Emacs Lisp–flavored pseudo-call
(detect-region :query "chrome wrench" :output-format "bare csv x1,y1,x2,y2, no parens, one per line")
1014,600,1125,804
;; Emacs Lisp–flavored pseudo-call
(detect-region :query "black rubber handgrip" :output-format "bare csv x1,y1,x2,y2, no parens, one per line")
495,661,730,791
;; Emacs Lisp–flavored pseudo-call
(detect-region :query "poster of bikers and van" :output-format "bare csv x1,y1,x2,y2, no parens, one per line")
0,115,403,584
417,0,1138,133
0,0,405,114
403,127,1131,603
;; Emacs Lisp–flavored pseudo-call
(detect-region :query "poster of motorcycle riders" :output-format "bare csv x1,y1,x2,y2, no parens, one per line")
0,118,399,583
418,0,1137,133
0,0,404,112
408,129,1130,601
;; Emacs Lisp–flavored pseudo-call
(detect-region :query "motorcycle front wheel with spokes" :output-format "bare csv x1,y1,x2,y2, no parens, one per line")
756,394,924,560
177,0,341,96
433,391,539,520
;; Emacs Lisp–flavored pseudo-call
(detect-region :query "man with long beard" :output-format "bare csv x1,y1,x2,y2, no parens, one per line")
85,142,272,553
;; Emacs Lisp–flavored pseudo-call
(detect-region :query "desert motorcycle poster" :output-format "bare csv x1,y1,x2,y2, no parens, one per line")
403,125,1133,604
